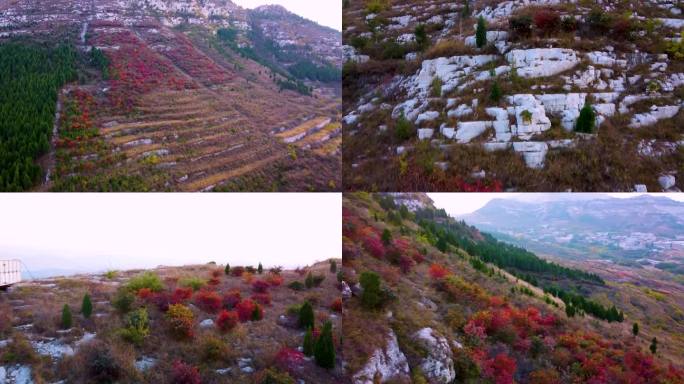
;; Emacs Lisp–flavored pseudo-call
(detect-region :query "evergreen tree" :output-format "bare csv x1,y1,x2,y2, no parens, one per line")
62,304,72,329
476,16,487,48
299,301,315,329
650,337,658,354
490,81,502,102
381,229,392,245
462,0,470,17
251,304,263,321
257,263,263,274
314,321,335,369
436,237,448,252
360,271,381,309
575,102,596,133
305,272,314,289
414,24,428,51
632,322,639,337
81,293,92,319
303,326,314,356
330,260,337,273
224,263,230,275
566,304,576,318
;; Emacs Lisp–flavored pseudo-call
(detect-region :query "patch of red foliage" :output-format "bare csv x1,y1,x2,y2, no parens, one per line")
216,310,238,333
207,277,220,286
361,229,385,258
252,293,272,306
252,280,270,293
533,8,561,33
482,353,517,384
171,287,193,304
231,266,245,277
136,288,154,300
266,273,284,286
222,290,241,309
151,292,171,312
194,290,222,313
171,360,201,384
236,299,257,322
275,347,304,373
331,298,342,313
428,263,450,279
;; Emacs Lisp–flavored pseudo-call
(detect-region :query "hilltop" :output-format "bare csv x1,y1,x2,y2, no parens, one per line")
0,0,342,192
0,260,344,383
343,0,684,191
342,193,683,383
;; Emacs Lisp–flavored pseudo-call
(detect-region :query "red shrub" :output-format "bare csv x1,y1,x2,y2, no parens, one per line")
207,277,220,286
533,8,560,33
171,360,201,384
216,310,239,333
172,287,193,304
137,288,154,300
399,255,414,274
236,299,256,322
151,292,171,312
222,290,241,309
231,266,245,277
252,293,272,306
331,298,342,313
194,290,222,313
211,269,222,278
483,353,517,384
266,273,284,286
252,280,270,293
275,347,305,373
363,235,385,258
429,263,450,279
412,252,425,264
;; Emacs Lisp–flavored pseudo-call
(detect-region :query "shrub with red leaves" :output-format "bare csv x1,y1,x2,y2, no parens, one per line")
172,287,193,304
413,252,425,264
533,8,560,34
399,255,414,274
429,263,450,279
252,280,270,293
275,347,304,373
194,290,222,313
216,310,239,333
331,298,342,313
236,299,256,322
363,235,385,258
222,290,241,309
252,293,272,306
266,273,284,286
171,360,201,384
207,277,220,286
483,353,516,384
211,269,222,278
151,292,171,312
137,288,154,300
231,266,245,277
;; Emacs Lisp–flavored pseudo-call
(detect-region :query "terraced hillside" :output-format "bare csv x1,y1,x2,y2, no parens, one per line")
343,0,684,192
0,260,344,383
0,0,341,191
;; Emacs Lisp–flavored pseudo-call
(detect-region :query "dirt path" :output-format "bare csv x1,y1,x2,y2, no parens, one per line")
41,91,63,190
495,265,566,308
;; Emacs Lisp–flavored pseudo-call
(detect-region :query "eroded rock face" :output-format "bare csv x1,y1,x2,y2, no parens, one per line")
353,330,410,384
506,48,580,78
412,328,456,384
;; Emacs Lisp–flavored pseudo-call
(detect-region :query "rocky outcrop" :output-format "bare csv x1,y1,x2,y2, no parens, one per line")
412,328,456,384
353,330,410,384
506,48,580,78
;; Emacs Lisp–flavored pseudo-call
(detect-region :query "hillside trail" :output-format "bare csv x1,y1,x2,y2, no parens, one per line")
39,90,64,191
494,265,566,308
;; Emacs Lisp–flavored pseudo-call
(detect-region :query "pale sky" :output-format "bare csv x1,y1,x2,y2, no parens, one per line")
233,0,342,31
428,193,684,216
0,194,341,278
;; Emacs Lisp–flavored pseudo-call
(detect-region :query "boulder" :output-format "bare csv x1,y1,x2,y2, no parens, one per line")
418,128,434,140
341,281,352,299
454,121,491,143
506,48,579,78
353,330,410,384
630,105,681,128
658,175,676,190
412,328,456,384
513,142,548,168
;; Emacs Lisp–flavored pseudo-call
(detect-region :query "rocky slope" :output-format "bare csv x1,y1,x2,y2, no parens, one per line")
343,193,684,383
0,0,341,192
343,0,684,191
0,260,344,383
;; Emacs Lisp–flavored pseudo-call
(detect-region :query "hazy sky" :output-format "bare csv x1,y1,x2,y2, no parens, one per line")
233,0,341,31
0,194,341,278
428,193,684,216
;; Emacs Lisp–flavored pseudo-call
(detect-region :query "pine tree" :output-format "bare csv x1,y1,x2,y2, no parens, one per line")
314,321,335,369
650,337,658,354
462,0,470,17
62,304,72,329
381,229,392,245
299,301,314,329
257,263,263,274
632,322,639,337
476,16,487,48
360,271,381,309
575,102,596,133
330,260,337,274
566,304,576,318
251,304,263,321
305,272,314,289
303,326,314,356
414,24,428,51
224,263,230,275
81,293,92,319
490,81,502,102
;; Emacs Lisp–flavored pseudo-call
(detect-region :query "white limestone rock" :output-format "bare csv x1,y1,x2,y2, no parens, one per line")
658,175,676,190
416,111,440,125
634,184,648,192
454,121,491,143
353,331,410,384
513,142,549,168
464,31,508,47
506,48,579,78
508,94,551,139
418,128,434,140
447,103,473,118
630,105,681,128
412,328,456,384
